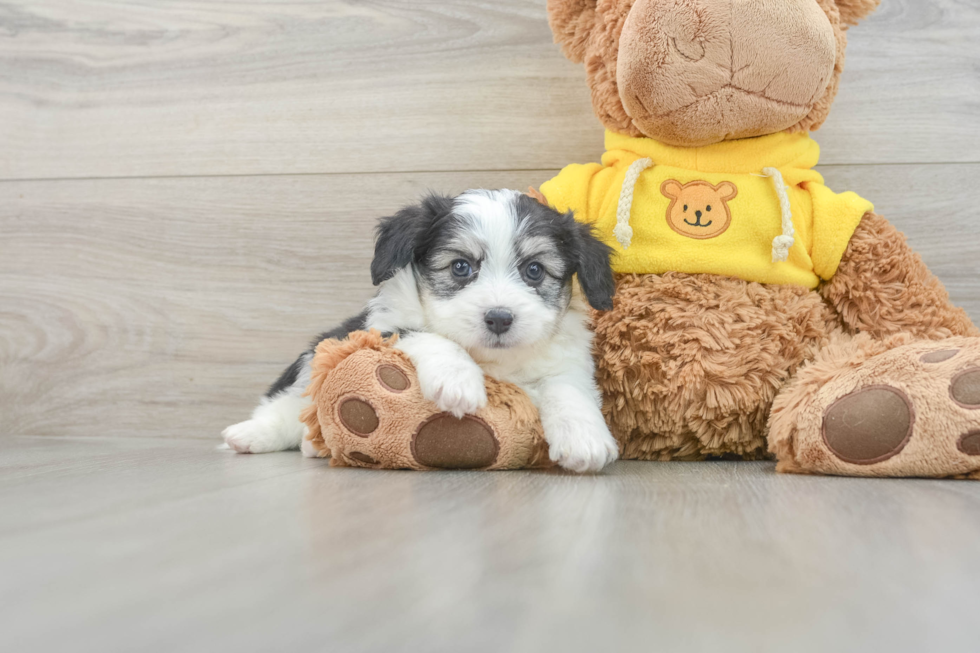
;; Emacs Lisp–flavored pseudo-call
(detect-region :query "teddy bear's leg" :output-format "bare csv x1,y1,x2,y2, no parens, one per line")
768,212,980,478
302,332,551,471
820,212,978,341
769,334,980,479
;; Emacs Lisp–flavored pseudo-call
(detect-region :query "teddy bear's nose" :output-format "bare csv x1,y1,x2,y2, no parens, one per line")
696,210,703,219
615,0,838,147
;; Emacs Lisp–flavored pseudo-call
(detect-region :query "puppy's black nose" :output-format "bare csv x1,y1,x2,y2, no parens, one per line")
484,309,514,335
696,210,703,219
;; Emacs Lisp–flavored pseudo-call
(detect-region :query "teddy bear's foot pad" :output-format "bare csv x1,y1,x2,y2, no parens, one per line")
950,368,980,407
959,432,980,455
822,386,914,465
412,415,499,469
775,337,980,478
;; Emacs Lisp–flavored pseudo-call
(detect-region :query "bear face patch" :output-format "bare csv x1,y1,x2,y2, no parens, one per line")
661,180,738,240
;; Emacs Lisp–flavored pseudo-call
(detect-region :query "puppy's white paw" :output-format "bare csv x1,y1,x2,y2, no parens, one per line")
222,419,281,454
416,359,488,418
546,412,619,474
300,437,321,459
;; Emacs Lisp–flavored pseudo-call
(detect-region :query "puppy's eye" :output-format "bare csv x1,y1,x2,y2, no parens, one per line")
683,205,688,212
706,205,712,212
450,259,473,278
524,261,545,282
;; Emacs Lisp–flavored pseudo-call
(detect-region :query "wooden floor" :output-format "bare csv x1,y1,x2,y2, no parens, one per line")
3,437,980,653
2,1,980,650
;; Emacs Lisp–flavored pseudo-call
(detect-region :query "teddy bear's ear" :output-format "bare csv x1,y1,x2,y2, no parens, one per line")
547,0,598,63
835,0,881,27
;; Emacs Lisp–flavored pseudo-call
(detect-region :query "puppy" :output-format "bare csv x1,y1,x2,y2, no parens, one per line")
222,189,619,472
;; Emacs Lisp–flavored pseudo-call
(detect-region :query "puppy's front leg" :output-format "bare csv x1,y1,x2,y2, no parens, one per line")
536,376,619,473
395,332,487,418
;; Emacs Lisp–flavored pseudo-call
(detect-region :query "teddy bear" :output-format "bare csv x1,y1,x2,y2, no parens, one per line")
534,0,980,478
303,0,980,477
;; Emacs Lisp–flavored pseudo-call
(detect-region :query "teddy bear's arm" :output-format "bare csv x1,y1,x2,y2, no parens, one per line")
820,212,978,340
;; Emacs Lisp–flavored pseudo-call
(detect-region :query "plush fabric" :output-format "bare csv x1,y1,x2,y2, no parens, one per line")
540,130,872,286
585,209,980,467
819,212,979,341
617,0,838,146
769,334,980,479
301,331,552,471
591,271,841,460
835,0,881,26
540,0,980,479
547,0,851,142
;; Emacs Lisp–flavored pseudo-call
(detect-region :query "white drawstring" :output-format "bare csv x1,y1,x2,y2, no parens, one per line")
614,157,654,250
763,166,795,263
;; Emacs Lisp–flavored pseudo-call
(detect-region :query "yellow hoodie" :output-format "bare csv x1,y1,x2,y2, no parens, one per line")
540,131,874,289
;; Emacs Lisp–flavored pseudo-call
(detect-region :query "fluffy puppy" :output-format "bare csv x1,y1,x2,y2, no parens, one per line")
222,189,619,472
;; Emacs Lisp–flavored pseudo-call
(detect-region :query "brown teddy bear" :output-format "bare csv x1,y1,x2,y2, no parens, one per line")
535,0,980,478
303,0,980,477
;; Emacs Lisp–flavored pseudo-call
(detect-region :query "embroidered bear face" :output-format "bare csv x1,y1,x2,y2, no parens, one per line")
661,180,739,240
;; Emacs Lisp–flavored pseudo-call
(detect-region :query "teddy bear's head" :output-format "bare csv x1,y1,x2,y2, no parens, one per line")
548,0,880,147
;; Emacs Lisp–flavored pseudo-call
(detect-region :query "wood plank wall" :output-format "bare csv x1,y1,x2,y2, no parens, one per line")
1,0,978,439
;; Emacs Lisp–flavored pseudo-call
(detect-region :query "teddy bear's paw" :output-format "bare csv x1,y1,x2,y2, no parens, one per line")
790,338,980,478
332,383,501,470
325,355,503,470
313,342,553,470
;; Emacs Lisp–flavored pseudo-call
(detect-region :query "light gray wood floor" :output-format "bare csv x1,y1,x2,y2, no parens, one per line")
2,1,980,651
3,437,980,653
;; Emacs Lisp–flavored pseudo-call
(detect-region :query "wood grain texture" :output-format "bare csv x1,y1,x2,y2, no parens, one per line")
1,0,979,181
1,437,979,653
0,170,557,439
2,3,979,648
1,165,978,440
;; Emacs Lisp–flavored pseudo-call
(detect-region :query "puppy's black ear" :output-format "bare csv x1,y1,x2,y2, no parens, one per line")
371,194,454,286
569,217,615,311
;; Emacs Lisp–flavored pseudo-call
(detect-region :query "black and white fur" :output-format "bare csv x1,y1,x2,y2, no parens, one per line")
222,189,619,473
